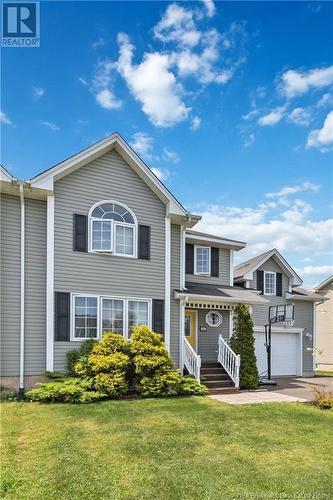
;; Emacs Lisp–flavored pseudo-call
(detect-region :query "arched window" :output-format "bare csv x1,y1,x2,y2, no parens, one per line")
89,201,137,257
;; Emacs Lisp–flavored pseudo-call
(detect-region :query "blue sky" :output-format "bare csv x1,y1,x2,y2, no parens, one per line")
1,0,333,286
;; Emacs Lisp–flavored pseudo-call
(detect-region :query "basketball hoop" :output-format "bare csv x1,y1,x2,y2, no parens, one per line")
259,303,295,386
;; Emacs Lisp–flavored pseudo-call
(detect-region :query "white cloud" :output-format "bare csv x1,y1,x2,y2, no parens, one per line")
153,3,201,47
244,133,255,148
258,106,286,126
78,77,88,86
41,121,59,132
95,89,122,110
279,65,333,98
0,111,12,125
130,132,154,160
193,201,333,262
242,108,259,121
266,182,320,198
191,116,201,130
295,265,333,278
162,147,180,163
288,107,311,127
151,167,170,182
202,0,216,17
33,86,44,98
317,93,333,107
92,37,105,49
306,111,333,151
117,33,190,127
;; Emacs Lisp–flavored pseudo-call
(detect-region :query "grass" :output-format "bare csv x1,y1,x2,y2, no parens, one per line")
1,398,332,499
315,370,333,377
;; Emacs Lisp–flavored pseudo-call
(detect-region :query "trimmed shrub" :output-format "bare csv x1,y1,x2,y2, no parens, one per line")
66,338,97,375
312,387,333,409
230,304,259,390
93,372,128,398
25,378,107,404
179,376,208,396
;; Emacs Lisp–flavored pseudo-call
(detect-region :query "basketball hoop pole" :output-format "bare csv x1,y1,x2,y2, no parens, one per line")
261,319,277,386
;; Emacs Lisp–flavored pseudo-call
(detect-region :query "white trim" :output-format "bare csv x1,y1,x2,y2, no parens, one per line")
70,293,152,341
264,270,276,296
312,275,333,292
175,291,268,305
205,310,222,328
241,249,303,286
19,185,25,389
180,225,186,289
46,195,54,372
185,308,198,352
313,302,316,372
30,133,188,216
194,245,211,276
229,250,234,286
179,299,186,371
164,217,171,351
229,309,234,339
185,232,246,250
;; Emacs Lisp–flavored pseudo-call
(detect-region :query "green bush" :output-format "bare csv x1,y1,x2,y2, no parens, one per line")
66,338,97,375
179,376,208,396
230,304,259,390
25,378,107,404
93,372,128,397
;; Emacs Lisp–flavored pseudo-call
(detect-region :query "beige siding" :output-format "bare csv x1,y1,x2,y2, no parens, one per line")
316,283,333,370
53,149,167,369
1,195,21,376
186,247,230,285
197,309,229,362
170,224,181,367
0,195,47,377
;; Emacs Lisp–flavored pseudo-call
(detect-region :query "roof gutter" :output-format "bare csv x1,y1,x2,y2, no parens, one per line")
19,183,25,393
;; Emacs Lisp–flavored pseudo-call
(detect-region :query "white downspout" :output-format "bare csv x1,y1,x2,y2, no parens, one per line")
19,184,25,392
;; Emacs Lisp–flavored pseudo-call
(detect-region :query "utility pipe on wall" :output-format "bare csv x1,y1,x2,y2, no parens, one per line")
19,184,25,392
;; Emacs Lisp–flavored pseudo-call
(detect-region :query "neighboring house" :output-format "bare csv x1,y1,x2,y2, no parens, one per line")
234,249,325,378
313,276,333,371
0,134,323,392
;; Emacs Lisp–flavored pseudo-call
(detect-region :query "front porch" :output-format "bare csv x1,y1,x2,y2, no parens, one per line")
175,281,268,391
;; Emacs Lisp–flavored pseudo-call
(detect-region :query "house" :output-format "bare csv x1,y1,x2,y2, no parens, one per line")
0,133,323,392
234,249,326,378
313,275,333,371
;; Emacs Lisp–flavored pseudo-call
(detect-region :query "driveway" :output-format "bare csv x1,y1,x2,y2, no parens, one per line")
210,376,333,405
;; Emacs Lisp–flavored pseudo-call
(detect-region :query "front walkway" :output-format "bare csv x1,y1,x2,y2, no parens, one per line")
210,376,333,405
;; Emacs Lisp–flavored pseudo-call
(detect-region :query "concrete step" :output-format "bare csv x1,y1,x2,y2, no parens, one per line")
208,387,239,395
201,367,228,376
202,379,234,389
201,363,222,368
201,373,230,381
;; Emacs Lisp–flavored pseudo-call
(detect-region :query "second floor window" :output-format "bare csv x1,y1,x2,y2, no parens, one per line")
194,246,211,275
264,271,276,295
89,201,137,257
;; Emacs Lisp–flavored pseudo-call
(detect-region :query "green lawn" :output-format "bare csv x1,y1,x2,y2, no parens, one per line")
1,398,332,499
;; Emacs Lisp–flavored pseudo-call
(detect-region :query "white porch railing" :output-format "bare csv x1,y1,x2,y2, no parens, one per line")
217,334,241,389
184,338,201,382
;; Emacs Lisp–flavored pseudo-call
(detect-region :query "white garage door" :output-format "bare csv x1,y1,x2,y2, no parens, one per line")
255,331,299,376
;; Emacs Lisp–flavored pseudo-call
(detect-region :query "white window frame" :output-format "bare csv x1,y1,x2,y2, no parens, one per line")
88,200,137,258
71,293,100,341
264,271,276,296
194,245,211,275
71,294,152,341
205,310,223,328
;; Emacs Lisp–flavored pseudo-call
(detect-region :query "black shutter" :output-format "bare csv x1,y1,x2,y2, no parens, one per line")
55,292,70,341
138,225,151,260
152,299,164,337
73,214,87,252
185,243,194,274
276,272,283,296
257,270,264,295
211,247,219,277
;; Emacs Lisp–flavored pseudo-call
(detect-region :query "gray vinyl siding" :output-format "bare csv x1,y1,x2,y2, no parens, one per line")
24,198,47,374
53,149,166,369
197,309,229,362
186,247,230,285
0,195,47,376
54,341,84,372
170,224,181,367
249,257,314,374
1,195,21,376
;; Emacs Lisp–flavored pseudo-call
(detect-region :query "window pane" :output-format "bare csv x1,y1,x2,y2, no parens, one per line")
92,220,112,251
74,297,98,339
92,203,134,224
115,225,134,255
102,299,124,335
196,247,209,274
128,301,148,337
264,273,275,294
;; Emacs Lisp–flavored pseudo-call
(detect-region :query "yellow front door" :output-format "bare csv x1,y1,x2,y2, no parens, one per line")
185,309,197,350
